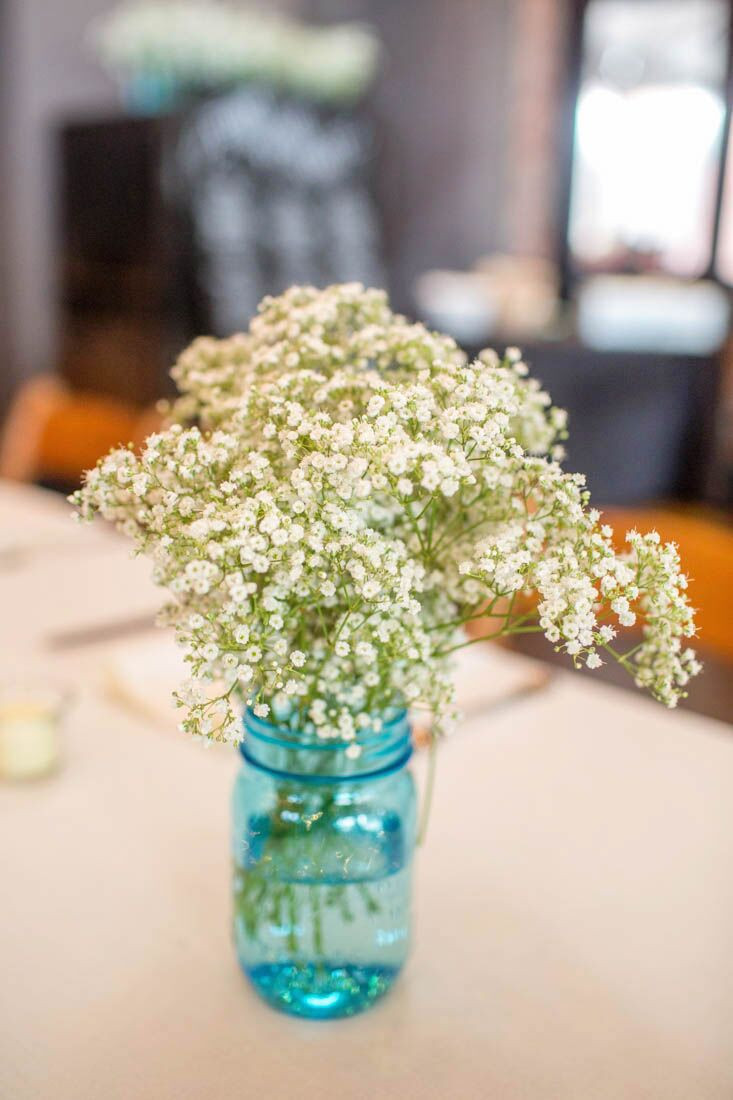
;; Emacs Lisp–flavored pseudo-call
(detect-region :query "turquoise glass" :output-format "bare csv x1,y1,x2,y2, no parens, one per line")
232,709,417,1019
122,72,182,114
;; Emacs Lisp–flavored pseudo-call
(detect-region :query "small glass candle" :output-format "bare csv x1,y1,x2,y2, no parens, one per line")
0,685,65,781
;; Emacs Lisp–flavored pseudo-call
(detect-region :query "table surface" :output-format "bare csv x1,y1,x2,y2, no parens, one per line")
1,482,732,1100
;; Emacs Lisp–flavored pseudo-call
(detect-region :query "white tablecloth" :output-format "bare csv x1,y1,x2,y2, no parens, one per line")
1,483,732,1100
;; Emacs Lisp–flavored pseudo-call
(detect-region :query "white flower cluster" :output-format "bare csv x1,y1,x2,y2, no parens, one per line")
91,2,380,105
73,283,700,746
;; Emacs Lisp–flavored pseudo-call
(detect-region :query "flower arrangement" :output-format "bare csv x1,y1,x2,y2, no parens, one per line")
73,283,701,751
90,2,380,107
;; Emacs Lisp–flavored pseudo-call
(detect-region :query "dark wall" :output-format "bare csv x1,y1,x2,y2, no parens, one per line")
1,0,118,397
0,0,12,407
308,0,516,310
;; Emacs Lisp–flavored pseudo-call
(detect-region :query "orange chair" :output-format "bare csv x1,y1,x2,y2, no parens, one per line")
603,507,733,663
472,506,733,666
0,374,162,487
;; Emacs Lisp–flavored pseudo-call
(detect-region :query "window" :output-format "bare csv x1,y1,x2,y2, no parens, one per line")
567,0,730,279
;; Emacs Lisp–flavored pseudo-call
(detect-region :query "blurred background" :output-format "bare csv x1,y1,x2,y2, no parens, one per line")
0,0,731,716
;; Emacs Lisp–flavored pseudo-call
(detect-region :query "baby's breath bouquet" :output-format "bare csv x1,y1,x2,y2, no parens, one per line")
74,283,700,751
74,283,702,1017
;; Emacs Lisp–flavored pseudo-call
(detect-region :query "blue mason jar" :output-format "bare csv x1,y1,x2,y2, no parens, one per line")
232,709,417,1019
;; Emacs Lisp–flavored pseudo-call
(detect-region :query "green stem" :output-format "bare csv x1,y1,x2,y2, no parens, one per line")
417,731,438,845
434,618,543,657
286,885,298,953
311,885,324,956
356,882,380,914
428,593,507,633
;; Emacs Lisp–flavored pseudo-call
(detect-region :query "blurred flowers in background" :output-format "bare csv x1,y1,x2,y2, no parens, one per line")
89,1,381,110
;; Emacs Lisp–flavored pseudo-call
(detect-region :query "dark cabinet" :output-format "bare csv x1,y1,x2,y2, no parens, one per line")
56,91,383,405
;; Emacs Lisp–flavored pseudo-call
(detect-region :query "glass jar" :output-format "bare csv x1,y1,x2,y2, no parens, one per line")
232,708,417,1019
